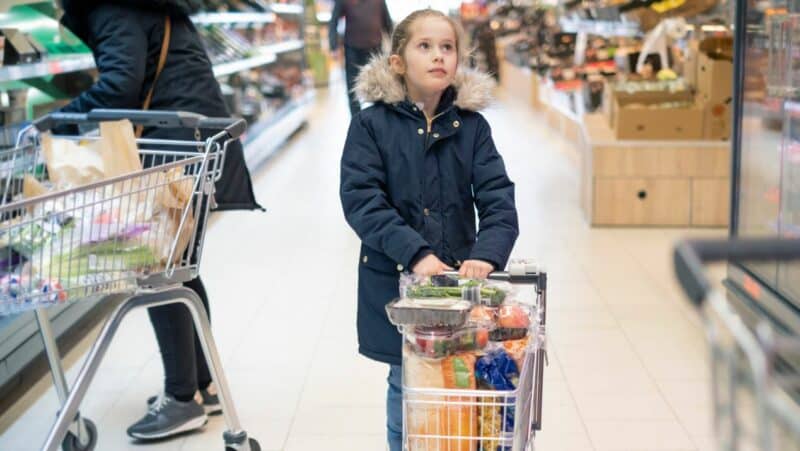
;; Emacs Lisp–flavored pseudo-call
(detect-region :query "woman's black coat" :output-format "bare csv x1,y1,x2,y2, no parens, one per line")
59,0,261,211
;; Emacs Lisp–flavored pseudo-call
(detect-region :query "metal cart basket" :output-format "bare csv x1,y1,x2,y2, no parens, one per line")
675,238,800,451
402,264,547,451
0,110,259,451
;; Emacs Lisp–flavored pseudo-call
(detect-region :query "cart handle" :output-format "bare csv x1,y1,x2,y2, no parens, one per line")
674,238,800,307
441,265,540,284
33,109,247,140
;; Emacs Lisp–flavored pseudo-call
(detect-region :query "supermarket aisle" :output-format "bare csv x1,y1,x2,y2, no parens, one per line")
0,78,723,451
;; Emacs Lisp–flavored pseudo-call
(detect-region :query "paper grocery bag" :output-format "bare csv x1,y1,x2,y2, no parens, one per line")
40,119,142,189
23,174,48,199
159,167,194,210
154,207,195,264
98,120,142,177
41,133,105,188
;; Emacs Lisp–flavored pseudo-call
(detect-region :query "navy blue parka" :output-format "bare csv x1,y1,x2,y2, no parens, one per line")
340,55,519,365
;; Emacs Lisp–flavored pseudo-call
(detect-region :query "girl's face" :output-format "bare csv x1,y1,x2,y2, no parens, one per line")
392,16,458,100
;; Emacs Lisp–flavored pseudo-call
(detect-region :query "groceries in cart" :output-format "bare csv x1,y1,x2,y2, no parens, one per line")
0,120,198,313
390,272,541,451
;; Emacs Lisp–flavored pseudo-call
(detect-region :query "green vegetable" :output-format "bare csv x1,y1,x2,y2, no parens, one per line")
407,284,507,305
46,243,158,278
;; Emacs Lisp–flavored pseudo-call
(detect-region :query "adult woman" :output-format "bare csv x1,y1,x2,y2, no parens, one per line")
58,0,262,440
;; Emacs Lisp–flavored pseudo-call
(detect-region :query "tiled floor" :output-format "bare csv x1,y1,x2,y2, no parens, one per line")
0,77,725,450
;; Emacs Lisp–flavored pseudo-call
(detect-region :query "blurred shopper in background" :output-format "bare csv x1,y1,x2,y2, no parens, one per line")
329,0,393,115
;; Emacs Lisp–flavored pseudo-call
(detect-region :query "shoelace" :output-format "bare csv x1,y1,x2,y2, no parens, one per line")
148,393,171,414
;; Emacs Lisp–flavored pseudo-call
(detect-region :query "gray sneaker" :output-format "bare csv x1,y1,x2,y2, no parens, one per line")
128,392,208,440
147,383,222,416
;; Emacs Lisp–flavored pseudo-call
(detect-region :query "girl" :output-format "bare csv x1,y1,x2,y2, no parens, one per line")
339,8,519,450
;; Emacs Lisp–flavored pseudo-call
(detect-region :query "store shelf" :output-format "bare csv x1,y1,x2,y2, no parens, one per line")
559,18,640,37
192,12,276,25
0,55,95,84
270,3,304,15
244,90,315,168
267,39,305,55
212,40,303,77
213,54,277,77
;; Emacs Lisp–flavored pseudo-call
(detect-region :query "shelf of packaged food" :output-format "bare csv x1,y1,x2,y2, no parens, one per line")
212,39,303,77
244,90,315,168
559,18,640,37
191,12,276,25
0,54,96,84
270,3,304,15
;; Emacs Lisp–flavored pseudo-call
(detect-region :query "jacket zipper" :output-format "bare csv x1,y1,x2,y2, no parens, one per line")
424,111,445,149
425,111,444,133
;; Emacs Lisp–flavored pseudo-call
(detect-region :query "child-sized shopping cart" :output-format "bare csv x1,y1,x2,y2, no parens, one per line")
400,262,547,451
1,110,259,451
675,238,800,451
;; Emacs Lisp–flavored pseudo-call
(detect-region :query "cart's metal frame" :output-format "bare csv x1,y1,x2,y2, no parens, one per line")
401,264,547,451
1,110,257,451
675,238,800,451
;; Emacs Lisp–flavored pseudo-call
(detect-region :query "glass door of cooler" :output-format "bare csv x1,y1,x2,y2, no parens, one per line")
734,0,800,310
777,99,800,301
736,2,787,288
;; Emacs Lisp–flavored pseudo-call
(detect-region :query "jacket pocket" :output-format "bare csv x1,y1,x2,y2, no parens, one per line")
360,244,406,274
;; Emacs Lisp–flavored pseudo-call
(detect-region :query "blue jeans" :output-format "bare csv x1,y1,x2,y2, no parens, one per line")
387,364,403,451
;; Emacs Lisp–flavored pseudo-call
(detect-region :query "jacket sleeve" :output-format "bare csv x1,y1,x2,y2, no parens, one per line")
381,0,393,35
340,115,431,268
59,5,147,115
468,116,519,270
328,0,344,52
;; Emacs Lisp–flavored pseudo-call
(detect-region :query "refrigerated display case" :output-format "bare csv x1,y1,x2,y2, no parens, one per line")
727,0,800,348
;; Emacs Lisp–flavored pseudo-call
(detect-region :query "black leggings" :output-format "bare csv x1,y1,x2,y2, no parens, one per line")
148,276,212,399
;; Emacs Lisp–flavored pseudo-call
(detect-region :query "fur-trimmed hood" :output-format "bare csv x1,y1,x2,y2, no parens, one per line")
354,53,495,112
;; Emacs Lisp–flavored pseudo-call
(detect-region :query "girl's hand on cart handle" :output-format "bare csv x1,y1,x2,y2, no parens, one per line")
459,259,494,280
413,254,453,277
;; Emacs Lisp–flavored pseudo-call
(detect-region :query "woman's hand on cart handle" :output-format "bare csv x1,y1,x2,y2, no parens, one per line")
675,238,800,307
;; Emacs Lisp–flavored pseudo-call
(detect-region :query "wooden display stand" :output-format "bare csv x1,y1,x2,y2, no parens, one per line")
581,114,730,227
539,82,584,148
499,60,541,109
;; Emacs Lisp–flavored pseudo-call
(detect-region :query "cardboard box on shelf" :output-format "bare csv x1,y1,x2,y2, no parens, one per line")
683,40,700,88
696,52,733,105
704,100,732,141
607,87,693,128
613,90,704,140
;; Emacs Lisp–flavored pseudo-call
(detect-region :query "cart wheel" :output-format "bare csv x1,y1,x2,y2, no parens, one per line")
61,418,97,451
225,438,260,451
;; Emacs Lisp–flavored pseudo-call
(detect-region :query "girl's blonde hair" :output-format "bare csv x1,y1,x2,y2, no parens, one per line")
390,9,469,65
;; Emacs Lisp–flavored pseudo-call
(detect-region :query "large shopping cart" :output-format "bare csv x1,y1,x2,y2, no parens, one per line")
675,238,800,451
0,110,260,451
402,263,547,451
